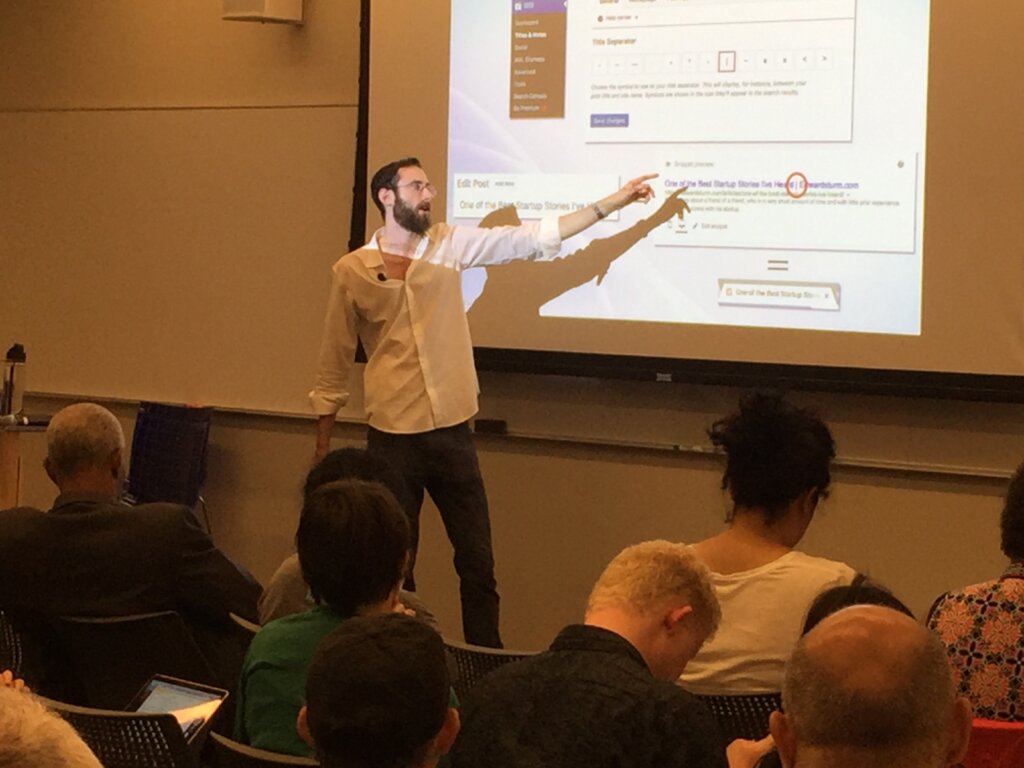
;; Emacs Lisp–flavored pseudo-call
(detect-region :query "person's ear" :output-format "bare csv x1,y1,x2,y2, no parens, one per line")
945,696,973,765
664,604,694,632
296,705,314,750
798,487,819,514
109,447,124,479
378,186,396,212
43,457,58,486
769,711,797,768
428,708,460,757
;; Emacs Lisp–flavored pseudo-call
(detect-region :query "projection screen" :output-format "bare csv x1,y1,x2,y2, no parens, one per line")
368,0,1024,396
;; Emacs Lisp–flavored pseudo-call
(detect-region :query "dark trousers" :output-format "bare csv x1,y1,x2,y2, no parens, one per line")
367,422,502,648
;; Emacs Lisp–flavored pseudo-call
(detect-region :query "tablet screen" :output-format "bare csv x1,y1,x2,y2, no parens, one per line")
130,676,226,739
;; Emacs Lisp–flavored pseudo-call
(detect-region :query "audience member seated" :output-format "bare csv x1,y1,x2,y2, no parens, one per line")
0,686,102,767
0,403,260,690
235,478,410,756
802,574,914,633
770,605,972,768
680,392,856,695
259,447,436,629
297,614,459,768
927,460,1024,721
451,540,771,768
755,576,915,768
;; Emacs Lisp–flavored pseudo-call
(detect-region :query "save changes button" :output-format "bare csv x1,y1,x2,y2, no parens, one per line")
590,113,630,128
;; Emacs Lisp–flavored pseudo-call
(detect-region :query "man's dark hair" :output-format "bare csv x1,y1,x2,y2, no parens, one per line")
1001,461,1024,560
304,447,408,509
306,614,450,768
370,157,422,218
297,479,410,616
802,575,914,635
709,391,835,521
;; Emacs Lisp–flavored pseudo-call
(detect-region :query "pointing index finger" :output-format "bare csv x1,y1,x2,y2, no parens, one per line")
631,173,659,184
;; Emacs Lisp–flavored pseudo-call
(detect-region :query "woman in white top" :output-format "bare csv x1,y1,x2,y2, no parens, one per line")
680,392,856,695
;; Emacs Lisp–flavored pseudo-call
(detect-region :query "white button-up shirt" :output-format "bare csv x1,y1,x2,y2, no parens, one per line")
310,218,562,434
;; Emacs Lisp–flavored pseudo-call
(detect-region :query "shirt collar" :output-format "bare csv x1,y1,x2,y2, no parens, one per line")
550,624,652,674
1002,561,1024,580
357,226,435,271
51,490,122,512
356,231,386,270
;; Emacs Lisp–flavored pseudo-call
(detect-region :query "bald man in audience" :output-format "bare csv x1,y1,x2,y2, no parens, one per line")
770,605,973,768
0,403,260,690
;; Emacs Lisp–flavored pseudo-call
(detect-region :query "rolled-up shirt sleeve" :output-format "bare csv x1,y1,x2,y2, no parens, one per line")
448,215,563,270
309,265,357,416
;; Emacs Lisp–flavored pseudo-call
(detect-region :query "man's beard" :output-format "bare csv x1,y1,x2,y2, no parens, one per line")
393,196,431,236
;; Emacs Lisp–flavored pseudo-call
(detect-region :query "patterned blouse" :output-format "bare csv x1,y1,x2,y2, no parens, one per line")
927,562,1024,721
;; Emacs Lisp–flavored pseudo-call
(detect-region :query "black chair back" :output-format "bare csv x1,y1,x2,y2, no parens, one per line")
125,402,213,508
43,696,196,768
51,611,217,709
205,733,318,767
0,607,85,701
443,637,535,702
697,692,782,742
0,609,23,676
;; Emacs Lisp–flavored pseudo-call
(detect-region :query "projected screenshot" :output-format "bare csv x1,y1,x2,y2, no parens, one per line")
449,0,930,335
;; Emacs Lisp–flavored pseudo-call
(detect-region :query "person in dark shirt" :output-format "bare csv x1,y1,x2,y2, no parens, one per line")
451,540,772,768
0,403,260,691
298,614,459,768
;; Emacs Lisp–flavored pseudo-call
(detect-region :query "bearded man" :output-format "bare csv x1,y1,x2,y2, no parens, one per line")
310,157,656,647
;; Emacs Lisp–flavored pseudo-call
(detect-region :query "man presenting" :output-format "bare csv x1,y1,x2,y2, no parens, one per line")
310,158,657,646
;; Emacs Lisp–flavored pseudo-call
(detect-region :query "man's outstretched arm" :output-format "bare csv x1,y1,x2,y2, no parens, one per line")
557,173,658,240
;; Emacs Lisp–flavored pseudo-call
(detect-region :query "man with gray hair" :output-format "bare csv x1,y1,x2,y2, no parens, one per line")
452,540,770,768
769,605,973,768
0,402,260,689
0,686,102,768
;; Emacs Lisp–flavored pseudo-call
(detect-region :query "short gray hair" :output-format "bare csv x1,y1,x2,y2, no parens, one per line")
783,617,956,753
586,540,721,637
46,403,125,481
0,688,102,767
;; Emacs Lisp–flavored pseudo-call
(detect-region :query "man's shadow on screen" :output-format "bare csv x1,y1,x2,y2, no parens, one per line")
466,188,690,329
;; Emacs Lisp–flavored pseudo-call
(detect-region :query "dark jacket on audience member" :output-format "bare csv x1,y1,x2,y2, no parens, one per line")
0,492,261,686
451,624,727,768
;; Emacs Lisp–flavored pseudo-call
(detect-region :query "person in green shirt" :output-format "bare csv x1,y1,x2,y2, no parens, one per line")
235,478,410,756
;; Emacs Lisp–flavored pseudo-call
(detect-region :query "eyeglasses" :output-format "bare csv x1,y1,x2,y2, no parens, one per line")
395,180,437,195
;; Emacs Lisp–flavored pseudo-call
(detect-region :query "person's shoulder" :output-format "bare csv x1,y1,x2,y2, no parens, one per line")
254,607,337,646
460,648,543,708
247,610,308,655
266,553,302,584
129,501,201,528
0,505,46,521
258,554,308,624
429,222,456,238
933,578,1001,608
782,550,856,580
0,506,47,543
649,677,706,709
